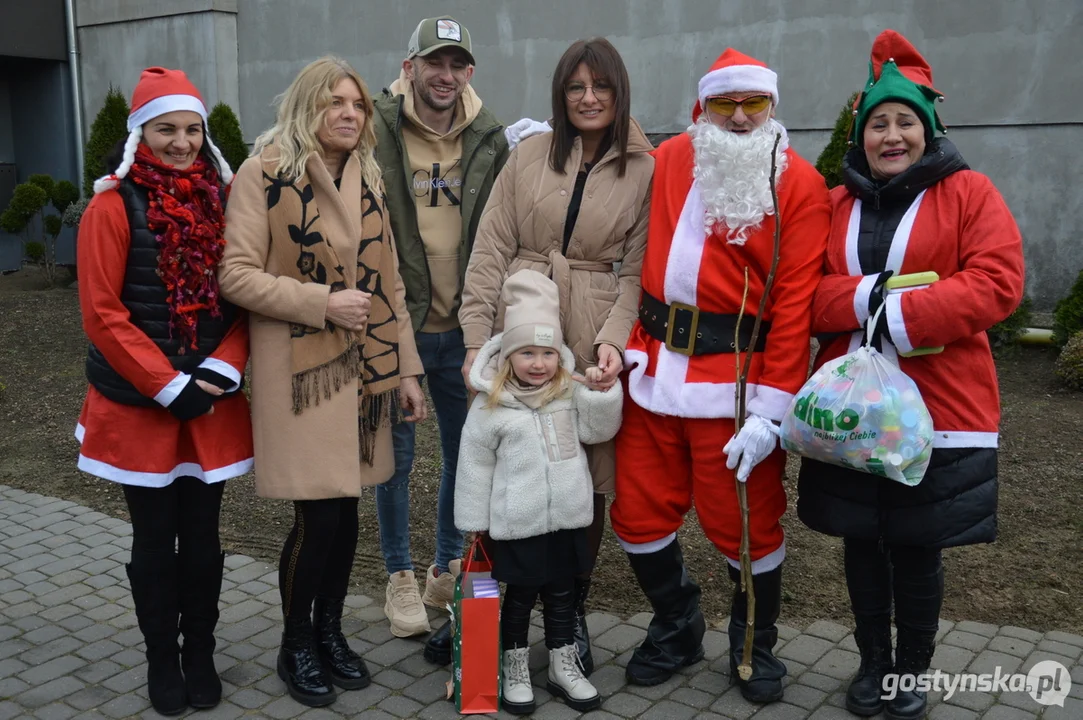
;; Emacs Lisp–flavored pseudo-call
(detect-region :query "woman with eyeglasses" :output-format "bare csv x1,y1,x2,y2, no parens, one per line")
797,31,1023,720
456,37,653,684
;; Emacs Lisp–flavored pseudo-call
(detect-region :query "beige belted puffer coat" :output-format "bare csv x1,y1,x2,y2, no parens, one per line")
458,120,653,492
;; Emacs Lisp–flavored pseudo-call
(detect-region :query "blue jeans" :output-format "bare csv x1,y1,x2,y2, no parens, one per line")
376,328,468,574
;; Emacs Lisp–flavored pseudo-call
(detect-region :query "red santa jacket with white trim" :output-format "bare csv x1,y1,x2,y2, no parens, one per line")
75,190,253,485
624,133,830,421
811,170,1025,448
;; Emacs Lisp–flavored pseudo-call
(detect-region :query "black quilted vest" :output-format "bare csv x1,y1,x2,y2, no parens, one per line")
85,179,237,406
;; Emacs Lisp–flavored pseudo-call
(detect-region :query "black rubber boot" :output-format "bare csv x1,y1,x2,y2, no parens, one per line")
423,619,452,666
846,615,893,716
313,597,371,690
277,616,337,707
624,539,706,686
573,577,594,677
886,631,935,720
727,564,787,704
178,550,224,709
126,550,187,716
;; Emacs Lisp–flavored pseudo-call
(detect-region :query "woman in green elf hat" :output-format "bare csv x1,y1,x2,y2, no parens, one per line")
796,30,1025,720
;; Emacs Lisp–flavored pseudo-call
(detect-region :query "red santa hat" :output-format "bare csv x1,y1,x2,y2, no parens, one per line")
693,48,779,123
94,67,234,194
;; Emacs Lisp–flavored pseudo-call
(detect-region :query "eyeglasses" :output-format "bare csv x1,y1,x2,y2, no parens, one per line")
705,95,772,117
565,82,614,102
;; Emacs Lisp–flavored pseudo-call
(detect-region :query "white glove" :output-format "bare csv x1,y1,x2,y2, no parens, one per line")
723,414,780,483
504,118,551,150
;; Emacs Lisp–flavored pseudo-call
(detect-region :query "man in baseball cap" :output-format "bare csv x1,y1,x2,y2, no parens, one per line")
371,16,509,651
407,16,476,65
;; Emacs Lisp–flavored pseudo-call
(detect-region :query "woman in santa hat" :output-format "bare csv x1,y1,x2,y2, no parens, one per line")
797,31,1024,720
76,67,252,715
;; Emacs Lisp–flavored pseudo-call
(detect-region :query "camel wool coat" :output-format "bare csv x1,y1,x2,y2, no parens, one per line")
458,119,654,493
219,151,423,500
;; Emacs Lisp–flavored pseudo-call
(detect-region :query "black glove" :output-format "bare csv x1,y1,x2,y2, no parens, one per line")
867,270,894,318
167,376,215,421
192,367,235,391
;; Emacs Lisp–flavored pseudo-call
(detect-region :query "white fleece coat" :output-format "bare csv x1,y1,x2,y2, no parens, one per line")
454,334,622,541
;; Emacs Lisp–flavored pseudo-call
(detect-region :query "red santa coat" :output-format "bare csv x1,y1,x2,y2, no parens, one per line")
75,190,254,486
612,131,829,569
624,133,831,421
811,171,1025,446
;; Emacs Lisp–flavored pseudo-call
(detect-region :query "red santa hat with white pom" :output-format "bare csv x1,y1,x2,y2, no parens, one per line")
93,67,234,194
692,48,780,123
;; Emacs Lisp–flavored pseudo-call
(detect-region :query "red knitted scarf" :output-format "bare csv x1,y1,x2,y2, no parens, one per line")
127,145,227,353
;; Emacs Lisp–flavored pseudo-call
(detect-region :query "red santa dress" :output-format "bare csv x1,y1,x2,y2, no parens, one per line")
611,117,830,572
75,190,253,487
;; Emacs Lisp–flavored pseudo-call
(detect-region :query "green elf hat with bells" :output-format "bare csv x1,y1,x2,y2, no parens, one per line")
849,30,946,145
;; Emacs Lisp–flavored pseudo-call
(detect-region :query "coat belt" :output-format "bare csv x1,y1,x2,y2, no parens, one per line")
514,248,614,328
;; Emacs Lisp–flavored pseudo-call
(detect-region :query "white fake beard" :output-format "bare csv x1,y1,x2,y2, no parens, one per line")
690,117,789,245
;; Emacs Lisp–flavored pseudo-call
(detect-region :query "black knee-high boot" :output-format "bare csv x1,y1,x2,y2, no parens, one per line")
887,547,942,720
624,539,706,686
127,550,187,716
843,540,894,716
727,564,786,704
178,551,225,708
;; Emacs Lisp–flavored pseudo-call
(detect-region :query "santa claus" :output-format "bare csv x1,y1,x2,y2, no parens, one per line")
611,49,830,703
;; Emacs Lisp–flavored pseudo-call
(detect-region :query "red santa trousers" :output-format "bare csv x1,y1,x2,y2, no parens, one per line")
611,394,787,572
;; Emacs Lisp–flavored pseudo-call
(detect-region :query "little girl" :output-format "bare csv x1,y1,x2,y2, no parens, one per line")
455,269,622,715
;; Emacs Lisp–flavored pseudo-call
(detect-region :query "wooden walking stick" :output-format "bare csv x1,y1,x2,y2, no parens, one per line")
733,132,784,681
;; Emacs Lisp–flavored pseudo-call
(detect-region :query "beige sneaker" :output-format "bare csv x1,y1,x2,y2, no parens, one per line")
422,559,461,610
384,570,431,638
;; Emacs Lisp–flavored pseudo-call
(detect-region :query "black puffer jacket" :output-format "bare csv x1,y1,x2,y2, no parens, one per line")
796,140,998,549
85,179,237,406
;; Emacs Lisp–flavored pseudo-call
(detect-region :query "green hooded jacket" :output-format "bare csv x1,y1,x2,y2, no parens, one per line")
373,87,510,331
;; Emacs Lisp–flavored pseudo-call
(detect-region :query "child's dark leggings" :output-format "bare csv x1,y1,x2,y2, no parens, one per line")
501,577,577,650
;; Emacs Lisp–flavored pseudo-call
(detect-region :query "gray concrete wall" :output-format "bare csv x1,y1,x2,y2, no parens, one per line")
0,0,67,61
76,2,239,138
72,0,1083,309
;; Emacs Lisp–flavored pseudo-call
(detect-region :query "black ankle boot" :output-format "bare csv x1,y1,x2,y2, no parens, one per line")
624,539,706,686
573,577,594,677
313,597,370,690
127,551,187,716
886,631,935,720
179,551,224,709
424,620,452,666
846,616,893,716
727,565,786,704
277,616,337,706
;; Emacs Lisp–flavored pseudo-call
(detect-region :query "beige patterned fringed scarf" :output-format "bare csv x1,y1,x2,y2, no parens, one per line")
263,158,401,463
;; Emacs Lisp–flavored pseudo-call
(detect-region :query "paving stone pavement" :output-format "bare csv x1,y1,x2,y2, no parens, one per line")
1,484,1080,719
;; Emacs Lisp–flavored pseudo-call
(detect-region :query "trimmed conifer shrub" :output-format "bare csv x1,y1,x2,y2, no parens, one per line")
83,86,130,196
815,92,860,189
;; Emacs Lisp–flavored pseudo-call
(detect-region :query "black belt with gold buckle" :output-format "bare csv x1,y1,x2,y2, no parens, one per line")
639,291,770,356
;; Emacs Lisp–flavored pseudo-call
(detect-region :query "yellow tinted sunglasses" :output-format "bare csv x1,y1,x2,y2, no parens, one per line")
705,95,772,117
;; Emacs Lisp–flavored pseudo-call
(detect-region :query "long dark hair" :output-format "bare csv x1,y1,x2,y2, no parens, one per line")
548,38,632,177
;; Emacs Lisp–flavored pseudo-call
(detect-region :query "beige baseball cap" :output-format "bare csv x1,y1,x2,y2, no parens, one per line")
406,17,475,65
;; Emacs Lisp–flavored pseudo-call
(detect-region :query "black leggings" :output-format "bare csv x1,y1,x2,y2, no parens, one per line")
123,477,224,560
501,577,576,650
278,497,359,621
844,538,944,635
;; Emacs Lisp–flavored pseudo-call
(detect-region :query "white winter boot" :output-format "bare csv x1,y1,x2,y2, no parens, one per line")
547,643,601,711
501,646,535,715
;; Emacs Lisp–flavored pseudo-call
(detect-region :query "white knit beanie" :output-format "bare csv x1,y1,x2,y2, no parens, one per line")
500,270,563,362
